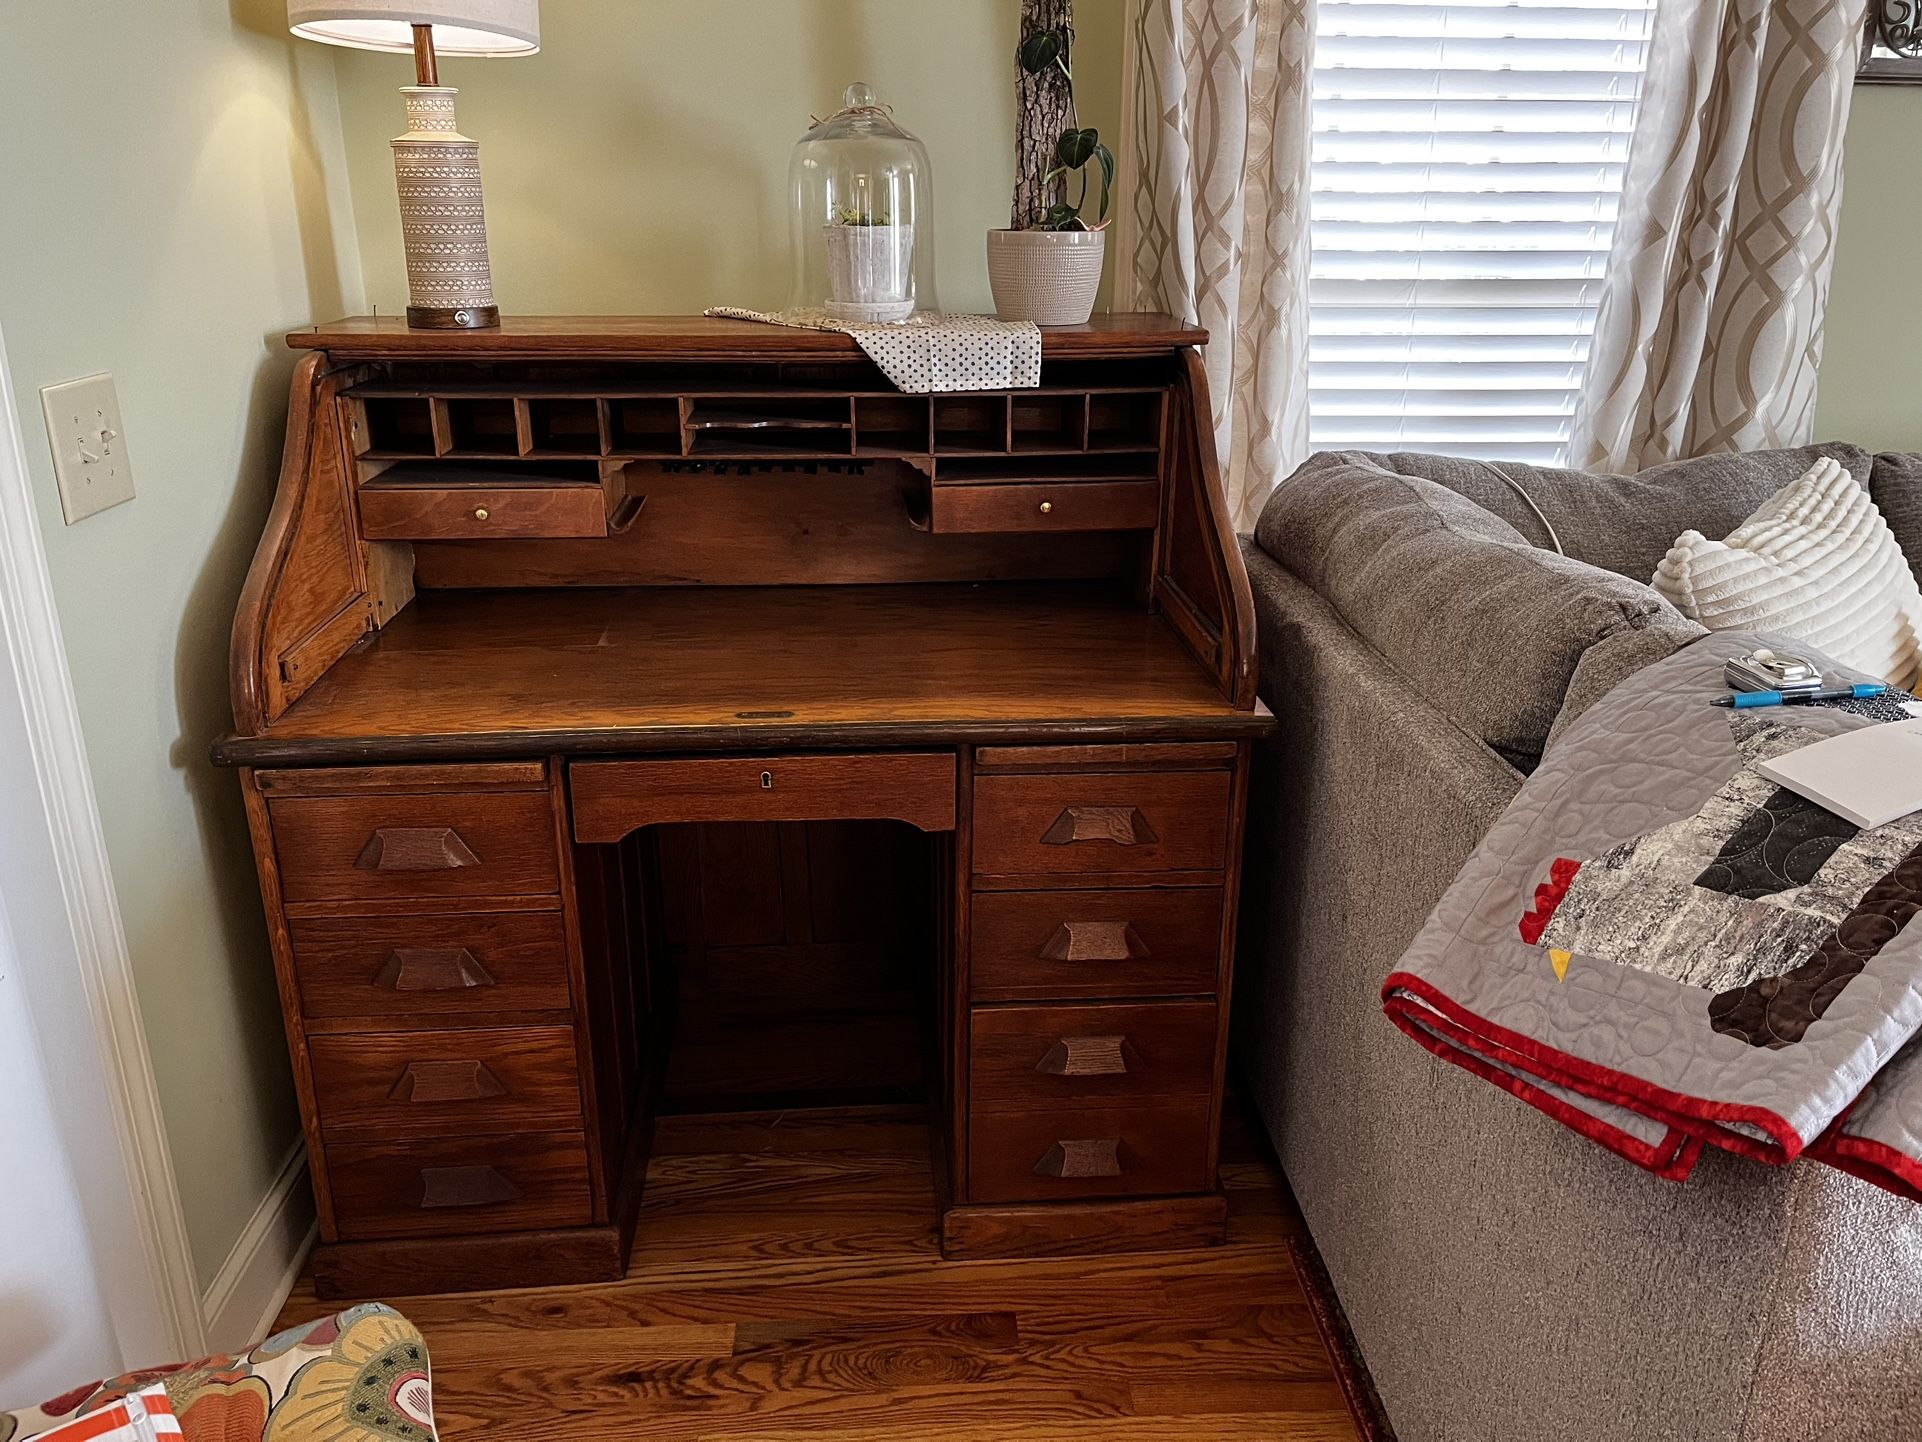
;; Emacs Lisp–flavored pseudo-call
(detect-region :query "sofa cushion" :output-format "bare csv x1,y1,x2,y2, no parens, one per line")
1652,457,1922,688
1871,451,1922,589
1255,450,1704,760
1366,443,1872,583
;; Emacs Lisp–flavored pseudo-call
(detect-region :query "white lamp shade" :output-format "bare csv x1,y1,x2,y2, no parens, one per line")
287,0,538,56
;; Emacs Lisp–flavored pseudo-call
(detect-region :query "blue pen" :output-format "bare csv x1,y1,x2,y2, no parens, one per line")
1712,684,1890,709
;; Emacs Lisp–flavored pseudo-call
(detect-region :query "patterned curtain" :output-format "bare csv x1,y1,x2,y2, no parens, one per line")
1573,0,1869,472
1119,0,1315,530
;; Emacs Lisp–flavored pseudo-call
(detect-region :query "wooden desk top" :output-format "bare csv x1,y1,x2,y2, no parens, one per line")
215,583,1269,767
286,314,1208,361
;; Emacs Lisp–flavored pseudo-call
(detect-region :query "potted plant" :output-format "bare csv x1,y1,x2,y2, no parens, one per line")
824,201,917,323
987,0,1115,326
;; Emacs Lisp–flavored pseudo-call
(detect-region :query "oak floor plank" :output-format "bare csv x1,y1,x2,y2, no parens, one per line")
274,1109,1359,1441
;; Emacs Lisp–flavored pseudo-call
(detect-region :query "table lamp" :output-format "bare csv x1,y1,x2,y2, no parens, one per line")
288,1,540,329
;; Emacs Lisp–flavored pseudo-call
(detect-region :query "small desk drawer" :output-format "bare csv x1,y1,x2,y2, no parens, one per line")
970,1002,1218,1112
359,477,607,540
326,1131,594,1241
269,789,560,903
968,1099,1213,1203
972,769,1231,878
290,910,573,1021
970,888,1223,1001
929,481,1160,534
310,1026,584,1141
570,752,956,841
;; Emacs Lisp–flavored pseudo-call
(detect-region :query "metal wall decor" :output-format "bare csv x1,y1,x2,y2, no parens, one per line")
1861,1,1922,83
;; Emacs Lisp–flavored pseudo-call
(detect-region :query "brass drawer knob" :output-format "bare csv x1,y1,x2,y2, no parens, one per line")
1038,500,1053,514
473,506,490,521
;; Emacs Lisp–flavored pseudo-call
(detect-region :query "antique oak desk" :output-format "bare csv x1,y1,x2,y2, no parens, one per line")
213,315,1271,1298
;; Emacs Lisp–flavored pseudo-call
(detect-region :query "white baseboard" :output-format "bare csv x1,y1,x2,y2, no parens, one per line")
200,1140,316,1351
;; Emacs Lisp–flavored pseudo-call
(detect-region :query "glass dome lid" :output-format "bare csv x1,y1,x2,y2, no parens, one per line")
788,83,939,323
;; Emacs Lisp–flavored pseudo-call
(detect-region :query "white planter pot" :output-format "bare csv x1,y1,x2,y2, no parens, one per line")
823,223,916,323
986,228,1106,326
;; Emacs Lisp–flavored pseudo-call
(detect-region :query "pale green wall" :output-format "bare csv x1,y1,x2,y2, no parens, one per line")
0,0,364,1289
330,0,1127,318
1815,85,1922,452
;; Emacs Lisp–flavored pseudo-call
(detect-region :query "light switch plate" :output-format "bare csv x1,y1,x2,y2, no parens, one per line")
41,373,135,524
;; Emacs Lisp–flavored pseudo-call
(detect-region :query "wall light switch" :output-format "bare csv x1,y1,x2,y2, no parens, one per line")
41,373,135,524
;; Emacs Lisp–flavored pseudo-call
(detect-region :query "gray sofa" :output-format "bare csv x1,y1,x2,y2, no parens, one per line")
1237,443,1922,1442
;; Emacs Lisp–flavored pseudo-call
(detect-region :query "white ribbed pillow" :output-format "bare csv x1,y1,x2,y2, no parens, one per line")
1652,457,1922,688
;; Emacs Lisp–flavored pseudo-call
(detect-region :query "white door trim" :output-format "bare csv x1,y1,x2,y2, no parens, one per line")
0,323,205,1364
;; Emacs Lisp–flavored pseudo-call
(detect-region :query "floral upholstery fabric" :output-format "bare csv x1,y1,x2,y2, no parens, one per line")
2,1305,434,1442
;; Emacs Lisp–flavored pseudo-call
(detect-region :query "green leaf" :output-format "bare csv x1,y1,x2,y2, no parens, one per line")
1055,127,1099,171
1093,141,1115,222
1040,202,1084,231
1019,29,1065,75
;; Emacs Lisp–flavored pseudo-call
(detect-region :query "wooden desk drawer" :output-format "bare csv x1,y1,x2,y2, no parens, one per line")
310,1026,584,1141
930,481,1160,534
970,888,1223,1001
290,910,573,1021
972,770,1231,878
269,790,560,902
326,1131,593,1241
359,476,607,540
970,1002,1218,1112
570,752,956,841
968,1099,1213,1203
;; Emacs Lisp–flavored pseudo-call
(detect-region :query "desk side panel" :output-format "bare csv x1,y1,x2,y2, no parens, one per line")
231,355,411,732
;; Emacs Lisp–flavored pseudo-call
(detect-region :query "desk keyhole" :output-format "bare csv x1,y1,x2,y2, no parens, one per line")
761,770,773,790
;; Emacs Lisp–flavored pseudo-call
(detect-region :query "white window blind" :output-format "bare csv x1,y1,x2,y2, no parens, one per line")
1308,0,1657,464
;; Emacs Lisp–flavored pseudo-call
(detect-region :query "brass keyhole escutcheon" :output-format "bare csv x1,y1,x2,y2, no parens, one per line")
473,507,490,521
761,770,773,790
1039,500,1053,514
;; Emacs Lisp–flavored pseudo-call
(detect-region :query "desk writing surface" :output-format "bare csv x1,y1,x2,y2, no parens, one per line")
219,583,1267,765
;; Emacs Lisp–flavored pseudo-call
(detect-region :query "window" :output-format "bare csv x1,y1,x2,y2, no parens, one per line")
1308,0,1658,464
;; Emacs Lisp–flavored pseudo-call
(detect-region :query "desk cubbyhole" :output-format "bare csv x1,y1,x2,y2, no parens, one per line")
527,398,605,457
933,395,1009,453
444,398,522,457
610,398,683,456
358,397,437,458
855,396,931,455
1089,392,1164,451
1012,393,1087,452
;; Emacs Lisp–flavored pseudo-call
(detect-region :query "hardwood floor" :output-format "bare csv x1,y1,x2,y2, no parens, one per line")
274,1107,1360,1441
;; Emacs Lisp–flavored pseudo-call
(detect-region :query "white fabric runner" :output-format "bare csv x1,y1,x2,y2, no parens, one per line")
705,307,1041,393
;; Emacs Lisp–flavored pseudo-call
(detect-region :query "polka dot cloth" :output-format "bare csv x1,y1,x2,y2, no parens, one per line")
706,307,1043,392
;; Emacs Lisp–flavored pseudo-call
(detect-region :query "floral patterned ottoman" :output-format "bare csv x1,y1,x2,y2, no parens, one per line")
1,1304,435,1442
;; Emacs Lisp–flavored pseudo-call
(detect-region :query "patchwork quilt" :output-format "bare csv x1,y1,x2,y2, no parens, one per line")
1383,632,1922,1200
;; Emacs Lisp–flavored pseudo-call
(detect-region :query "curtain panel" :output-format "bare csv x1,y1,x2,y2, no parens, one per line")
1573,0,1869,472
1119,0,1315,530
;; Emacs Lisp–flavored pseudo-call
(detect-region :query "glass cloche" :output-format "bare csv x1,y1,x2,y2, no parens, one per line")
788,83,939,322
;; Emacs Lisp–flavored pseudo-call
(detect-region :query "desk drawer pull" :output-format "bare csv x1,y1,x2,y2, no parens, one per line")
387,1059,508,1104
1034,1138,1123,1180
355,826,481,873
418,1164,522,1210
1037,919,1148,964
1041,805,1158,848
375,946,498,993
1036,1034,1129,1077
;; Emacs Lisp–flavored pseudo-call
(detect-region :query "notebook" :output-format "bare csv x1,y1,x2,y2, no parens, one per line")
1754,718,1922,829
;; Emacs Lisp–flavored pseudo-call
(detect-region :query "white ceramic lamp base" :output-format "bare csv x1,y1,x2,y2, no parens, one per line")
393,85,499,329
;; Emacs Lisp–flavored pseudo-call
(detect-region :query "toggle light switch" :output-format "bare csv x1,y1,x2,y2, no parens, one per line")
41,373,135,524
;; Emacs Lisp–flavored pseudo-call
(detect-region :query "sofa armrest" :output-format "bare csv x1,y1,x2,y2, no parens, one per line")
1253,450,1701,764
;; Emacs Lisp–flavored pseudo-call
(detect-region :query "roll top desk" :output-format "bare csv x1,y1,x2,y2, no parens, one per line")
214,315,1272,1298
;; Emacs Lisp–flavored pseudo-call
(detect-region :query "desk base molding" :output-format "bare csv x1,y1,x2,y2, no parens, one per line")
939,1191,1229,1260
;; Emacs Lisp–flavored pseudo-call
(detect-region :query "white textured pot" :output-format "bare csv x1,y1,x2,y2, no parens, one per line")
823,223,916,322
986,228,1106,326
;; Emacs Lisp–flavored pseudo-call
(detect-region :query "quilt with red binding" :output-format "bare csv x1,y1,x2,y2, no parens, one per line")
1382,632,1922,1198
